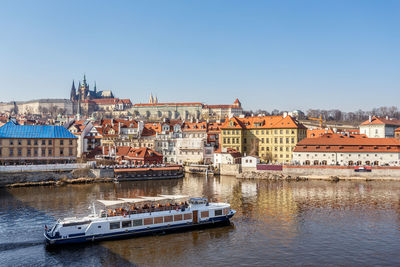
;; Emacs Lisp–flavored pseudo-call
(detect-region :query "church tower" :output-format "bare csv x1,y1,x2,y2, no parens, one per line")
70,80,77,101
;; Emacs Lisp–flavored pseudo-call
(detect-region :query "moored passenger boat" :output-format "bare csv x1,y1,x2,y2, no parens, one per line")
44,195,236,245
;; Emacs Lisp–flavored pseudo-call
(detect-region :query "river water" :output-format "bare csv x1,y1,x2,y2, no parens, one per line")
1,175,400,266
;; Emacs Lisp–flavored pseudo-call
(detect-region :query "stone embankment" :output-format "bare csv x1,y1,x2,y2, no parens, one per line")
237,171,308,181
0,168,115,188
6,177,114,188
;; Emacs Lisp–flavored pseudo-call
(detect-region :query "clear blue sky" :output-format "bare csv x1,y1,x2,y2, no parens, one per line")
0,0,399,112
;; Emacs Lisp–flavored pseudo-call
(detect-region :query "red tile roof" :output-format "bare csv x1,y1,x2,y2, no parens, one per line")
102,146,162,159
222,115,306,129
92,98,119,105
361,116,400,126
214,148,241,158
134,102,203,107
307,129,334,138
294,133,400,153
182,121,207,132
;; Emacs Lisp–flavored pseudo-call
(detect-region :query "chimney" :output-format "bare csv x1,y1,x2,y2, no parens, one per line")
369,115,372,122
386,116,389,120
283,112,288,118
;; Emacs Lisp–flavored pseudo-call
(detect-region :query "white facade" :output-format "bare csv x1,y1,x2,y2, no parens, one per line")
213,153,237,167
241,156,260,168
360,124,388,138
176,137,205,164
293,151,400,166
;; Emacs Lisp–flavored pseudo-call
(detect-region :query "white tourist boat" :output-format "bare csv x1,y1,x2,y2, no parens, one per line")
44,195,236,245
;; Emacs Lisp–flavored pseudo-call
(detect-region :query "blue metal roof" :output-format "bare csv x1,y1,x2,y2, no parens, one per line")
0,121,77,139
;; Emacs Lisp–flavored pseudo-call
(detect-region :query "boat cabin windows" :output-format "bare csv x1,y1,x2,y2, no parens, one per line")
132,219,143,227
122,220,132,228
174,214,183,221
183,213,192,220
164,215,173,223
144,218,153,225
154,217,164,224
214,209,223,216
201,211,209,218
109,222,120,230
62,221,91,227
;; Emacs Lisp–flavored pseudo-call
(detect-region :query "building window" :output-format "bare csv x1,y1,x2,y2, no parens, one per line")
48,149,52,156
42,149,46,156
69,139,73,146
34,149,38,156
18,148,22,156
27,140,31,145
34,140,38,145
18,140,22,146
286,138,289,143
10,140,14,145
280,130,283,134
27,149,31,156
42,140,45,145
60,140,64,146
48,140,52,145
244,138,247,144
261,138,264,143
9,149,14,156
291,138,295,143
280,138,283,143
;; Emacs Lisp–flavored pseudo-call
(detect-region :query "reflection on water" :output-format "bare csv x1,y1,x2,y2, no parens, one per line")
1,175,400,266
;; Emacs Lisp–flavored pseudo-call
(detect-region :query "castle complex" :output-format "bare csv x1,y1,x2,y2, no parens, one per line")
0,76,243,120
70,75,114,101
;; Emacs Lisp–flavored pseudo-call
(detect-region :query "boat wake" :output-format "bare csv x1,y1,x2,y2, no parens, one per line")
0,240,44,251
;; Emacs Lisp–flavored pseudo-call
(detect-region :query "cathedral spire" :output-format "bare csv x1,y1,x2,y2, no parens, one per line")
70,80,76,101
94,81,97,94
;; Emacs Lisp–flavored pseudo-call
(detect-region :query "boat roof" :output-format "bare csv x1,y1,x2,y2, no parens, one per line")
118,198,147,203
158,194,189,200
97,200,127,206
139,196,170,202
97,195,190,206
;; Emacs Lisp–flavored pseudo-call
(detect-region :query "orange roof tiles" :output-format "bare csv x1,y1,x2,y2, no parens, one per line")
134,102,203,107
294,133,400,153
182,121,207,132
222,115,305,130
307,129,334,138
361,116,400,126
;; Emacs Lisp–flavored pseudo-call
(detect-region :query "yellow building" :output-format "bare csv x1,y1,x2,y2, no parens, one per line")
0,120,77,164
220,115,307,163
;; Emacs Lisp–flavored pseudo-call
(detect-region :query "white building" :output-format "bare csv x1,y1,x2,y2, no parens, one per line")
213,148,241,167
67,120,94,157
155,122,182,163
241,155,260,168
293,133,400,166
360,116,400,138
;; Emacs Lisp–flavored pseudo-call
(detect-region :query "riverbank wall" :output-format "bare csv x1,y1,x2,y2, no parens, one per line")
237,165,400,180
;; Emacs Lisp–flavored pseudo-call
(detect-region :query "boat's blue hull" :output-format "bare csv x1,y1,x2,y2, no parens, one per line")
45,214,233,246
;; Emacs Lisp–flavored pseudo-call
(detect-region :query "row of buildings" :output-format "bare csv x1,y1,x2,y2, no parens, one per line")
1,102,400,167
